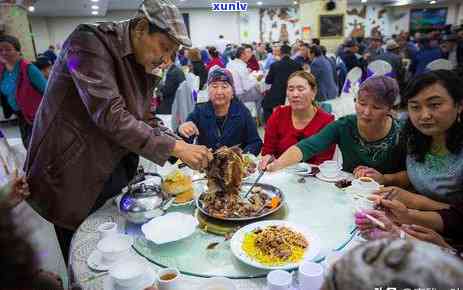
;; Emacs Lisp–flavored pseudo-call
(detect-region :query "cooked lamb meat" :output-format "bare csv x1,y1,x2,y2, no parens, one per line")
201,146,277,218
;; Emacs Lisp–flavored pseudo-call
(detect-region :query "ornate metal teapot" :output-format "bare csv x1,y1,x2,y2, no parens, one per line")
119,168,174,224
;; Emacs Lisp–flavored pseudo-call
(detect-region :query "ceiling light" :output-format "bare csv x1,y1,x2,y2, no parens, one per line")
430,0,436,3
28,6,35,12
92,11,98,15
293,1,298,4
361,0,367,3
257,1,263,5
91,0,99,2
91,5,99,9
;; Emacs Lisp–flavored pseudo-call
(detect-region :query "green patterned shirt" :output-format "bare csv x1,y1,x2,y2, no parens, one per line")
296,114,406,173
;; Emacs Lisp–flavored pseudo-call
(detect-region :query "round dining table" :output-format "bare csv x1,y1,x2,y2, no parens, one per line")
69,161,365,290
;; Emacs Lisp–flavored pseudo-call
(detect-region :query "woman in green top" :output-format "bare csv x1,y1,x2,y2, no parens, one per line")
266,76,407,179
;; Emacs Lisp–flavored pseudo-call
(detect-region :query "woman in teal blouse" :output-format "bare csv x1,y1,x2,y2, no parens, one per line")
266,76,407,178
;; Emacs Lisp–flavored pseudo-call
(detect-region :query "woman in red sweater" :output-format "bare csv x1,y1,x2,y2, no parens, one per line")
260,71,335,168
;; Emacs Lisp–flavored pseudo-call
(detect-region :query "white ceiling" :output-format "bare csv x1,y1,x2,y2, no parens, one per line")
109,0,297,10
31,0,298,16
30,0,453,17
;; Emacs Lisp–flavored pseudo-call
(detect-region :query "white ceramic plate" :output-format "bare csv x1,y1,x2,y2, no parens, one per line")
230,220,321,270
87,250,112,271
141,212,198,244
87,249,133,272
104,267,156,290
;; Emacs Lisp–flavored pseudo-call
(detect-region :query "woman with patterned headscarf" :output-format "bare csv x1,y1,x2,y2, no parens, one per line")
178,68,262,155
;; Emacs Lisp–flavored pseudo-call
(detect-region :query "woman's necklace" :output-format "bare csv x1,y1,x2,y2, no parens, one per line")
430,142,448,156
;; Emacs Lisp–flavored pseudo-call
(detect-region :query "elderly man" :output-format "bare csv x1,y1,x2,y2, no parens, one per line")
25,0,212,260
375,39,404,81
364,35,384,63
226,45,262,101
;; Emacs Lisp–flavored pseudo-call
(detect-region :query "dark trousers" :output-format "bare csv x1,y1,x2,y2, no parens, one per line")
55,153,139,264
17,114,33,150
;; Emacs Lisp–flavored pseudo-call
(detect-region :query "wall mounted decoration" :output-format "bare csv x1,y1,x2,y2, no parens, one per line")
260,7,300,43
320,14,344,38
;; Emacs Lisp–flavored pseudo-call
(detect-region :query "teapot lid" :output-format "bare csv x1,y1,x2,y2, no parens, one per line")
129,182,162,197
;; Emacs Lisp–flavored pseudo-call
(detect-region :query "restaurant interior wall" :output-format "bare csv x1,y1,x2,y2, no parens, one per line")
30,8,242,53
29,3,463,55
346,2,462,38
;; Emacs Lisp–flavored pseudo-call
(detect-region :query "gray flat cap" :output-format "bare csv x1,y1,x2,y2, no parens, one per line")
139,0,192,47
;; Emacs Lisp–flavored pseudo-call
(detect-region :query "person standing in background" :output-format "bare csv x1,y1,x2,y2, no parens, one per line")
215,35,229,54
156,53,186,114
42,45,57,64
263,44,302,122
0,35,47,148
33,56,53,79
308,45,338,101
188,48,208,90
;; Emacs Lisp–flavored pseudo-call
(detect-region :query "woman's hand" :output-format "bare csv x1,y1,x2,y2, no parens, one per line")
172,141,213,170
355,209,400,240
402,224,451,248
0,170,30,210
376,198,412,225
178,121,199,138
353,166,385,184
265,146,303,172
258,155,274,171
265,158,281,172
372,186,418,208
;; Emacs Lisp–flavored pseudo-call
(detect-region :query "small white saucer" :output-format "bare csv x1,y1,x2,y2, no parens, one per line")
316,172,345,183
286,163,312,176
104,267,156,290
87,250,113,271
263,287,299,290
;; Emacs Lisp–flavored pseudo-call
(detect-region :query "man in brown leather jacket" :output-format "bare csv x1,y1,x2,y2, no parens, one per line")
25,0,212,260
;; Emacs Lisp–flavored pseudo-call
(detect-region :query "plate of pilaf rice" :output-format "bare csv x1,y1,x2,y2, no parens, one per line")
230,220,321,270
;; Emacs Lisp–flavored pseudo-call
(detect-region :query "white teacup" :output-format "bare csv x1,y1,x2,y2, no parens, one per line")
157,268,181,290
355,198,375,211
319,161,341,178
267,270,292,290
321,161,338,167
109,258,147,287
96,234,132,265
97,222,118,240
351,177,380,195
298,261,324,290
